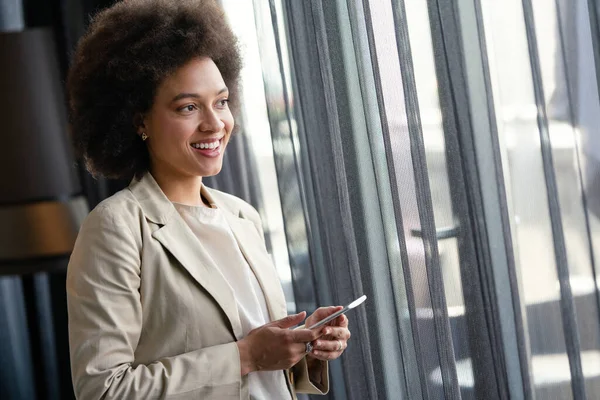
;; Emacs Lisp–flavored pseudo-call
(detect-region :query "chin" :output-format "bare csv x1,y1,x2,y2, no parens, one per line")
198,166,223,178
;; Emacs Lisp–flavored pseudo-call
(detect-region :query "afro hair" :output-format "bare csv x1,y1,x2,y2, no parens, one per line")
67,0,242,180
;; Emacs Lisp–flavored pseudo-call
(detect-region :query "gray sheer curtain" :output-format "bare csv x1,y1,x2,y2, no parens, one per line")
253,0,600,399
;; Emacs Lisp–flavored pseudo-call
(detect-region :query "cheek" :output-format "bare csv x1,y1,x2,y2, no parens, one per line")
224,110,234,131
152,118,194,146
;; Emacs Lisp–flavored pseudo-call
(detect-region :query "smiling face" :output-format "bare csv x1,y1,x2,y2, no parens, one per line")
139,57,234,180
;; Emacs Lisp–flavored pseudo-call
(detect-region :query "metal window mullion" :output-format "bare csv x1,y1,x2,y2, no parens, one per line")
521,0,586,398
362,0,462,398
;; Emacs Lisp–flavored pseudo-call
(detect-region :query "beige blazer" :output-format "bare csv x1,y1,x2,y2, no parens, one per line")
66,173,328,399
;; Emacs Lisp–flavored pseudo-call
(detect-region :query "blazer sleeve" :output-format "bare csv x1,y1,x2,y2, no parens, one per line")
66,205,241,400
241,202,329,395
291,356,329,394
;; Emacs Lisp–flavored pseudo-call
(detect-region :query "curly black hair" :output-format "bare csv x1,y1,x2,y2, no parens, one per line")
67,0,242,180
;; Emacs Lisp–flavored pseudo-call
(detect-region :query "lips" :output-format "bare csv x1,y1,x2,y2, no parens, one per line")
190,138,222,158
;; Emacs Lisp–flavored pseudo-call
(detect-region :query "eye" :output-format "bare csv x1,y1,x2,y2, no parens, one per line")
178,104,197,113
217,99,229,108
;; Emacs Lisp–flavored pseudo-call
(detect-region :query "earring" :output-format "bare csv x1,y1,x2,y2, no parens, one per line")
141,132,148,141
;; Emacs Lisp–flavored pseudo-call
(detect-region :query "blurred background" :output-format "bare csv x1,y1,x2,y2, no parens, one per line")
1,0,600,399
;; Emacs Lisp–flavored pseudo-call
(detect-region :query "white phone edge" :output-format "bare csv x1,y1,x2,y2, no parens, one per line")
295,295,367,330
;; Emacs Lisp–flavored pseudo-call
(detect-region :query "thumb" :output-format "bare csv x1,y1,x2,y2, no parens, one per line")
269,311,307,329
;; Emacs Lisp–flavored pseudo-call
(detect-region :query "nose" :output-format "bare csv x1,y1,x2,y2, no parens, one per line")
199,109,225,133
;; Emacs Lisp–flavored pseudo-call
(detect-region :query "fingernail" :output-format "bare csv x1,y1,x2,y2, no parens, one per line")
313,350,320,356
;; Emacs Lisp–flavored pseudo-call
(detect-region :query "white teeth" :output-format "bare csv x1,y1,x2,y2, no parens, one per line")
192,140,220,150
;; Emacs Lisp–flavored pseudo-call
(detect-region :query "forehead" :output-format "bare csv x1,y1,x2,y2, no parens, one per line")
157,57,226,97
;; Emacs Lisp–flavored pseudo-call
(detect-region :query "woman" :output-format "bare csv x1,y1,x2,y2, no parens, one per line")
65,1,351,399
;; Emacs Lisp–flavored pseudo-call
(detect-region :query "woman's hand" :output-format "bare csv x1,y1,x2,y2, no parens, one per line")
304,306,351,362
236,312,325,376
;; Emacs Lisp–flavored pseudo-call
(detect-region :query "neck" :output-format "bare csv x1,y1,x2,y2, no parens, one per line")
150,167,205,206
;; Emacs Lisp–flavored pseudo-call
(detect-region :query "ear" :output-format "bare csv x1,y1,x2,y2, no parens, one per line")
133,113,147,136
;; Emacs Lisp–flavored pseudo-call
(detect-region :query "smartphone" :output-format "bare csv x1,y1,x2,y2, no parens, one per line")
299,295,367,330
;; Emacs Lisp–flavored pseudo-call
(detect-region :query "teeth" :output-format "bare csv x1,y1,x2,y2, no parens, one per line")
191,140,220,150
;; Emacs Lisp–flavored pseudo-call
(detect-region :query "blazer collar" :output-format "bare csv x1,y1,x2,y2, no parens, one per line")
128,173,177,225
127,172,240,222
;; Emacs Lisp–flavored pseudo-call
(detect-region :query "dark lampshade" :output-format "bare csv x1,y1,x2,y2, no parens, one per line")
0,28,88,274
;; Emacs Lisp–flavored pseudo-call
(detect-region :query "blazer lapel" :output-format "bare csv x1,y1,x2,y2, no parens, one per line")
128,174,242,339
221,211,288,322
152,218,243,339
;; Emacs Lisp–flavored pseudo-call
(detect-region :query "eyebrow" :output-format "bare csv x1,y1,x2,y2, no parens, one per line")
170,87,229,103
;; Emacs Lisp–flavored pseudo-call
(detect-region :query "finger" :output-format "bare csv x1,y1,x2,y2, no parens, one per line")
312,339,347,352
324,314,348,328
269,312,306,329
290,327,325,343
310,350,341,361
293,342,310,356
334,314,349,327
322,326,351,340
